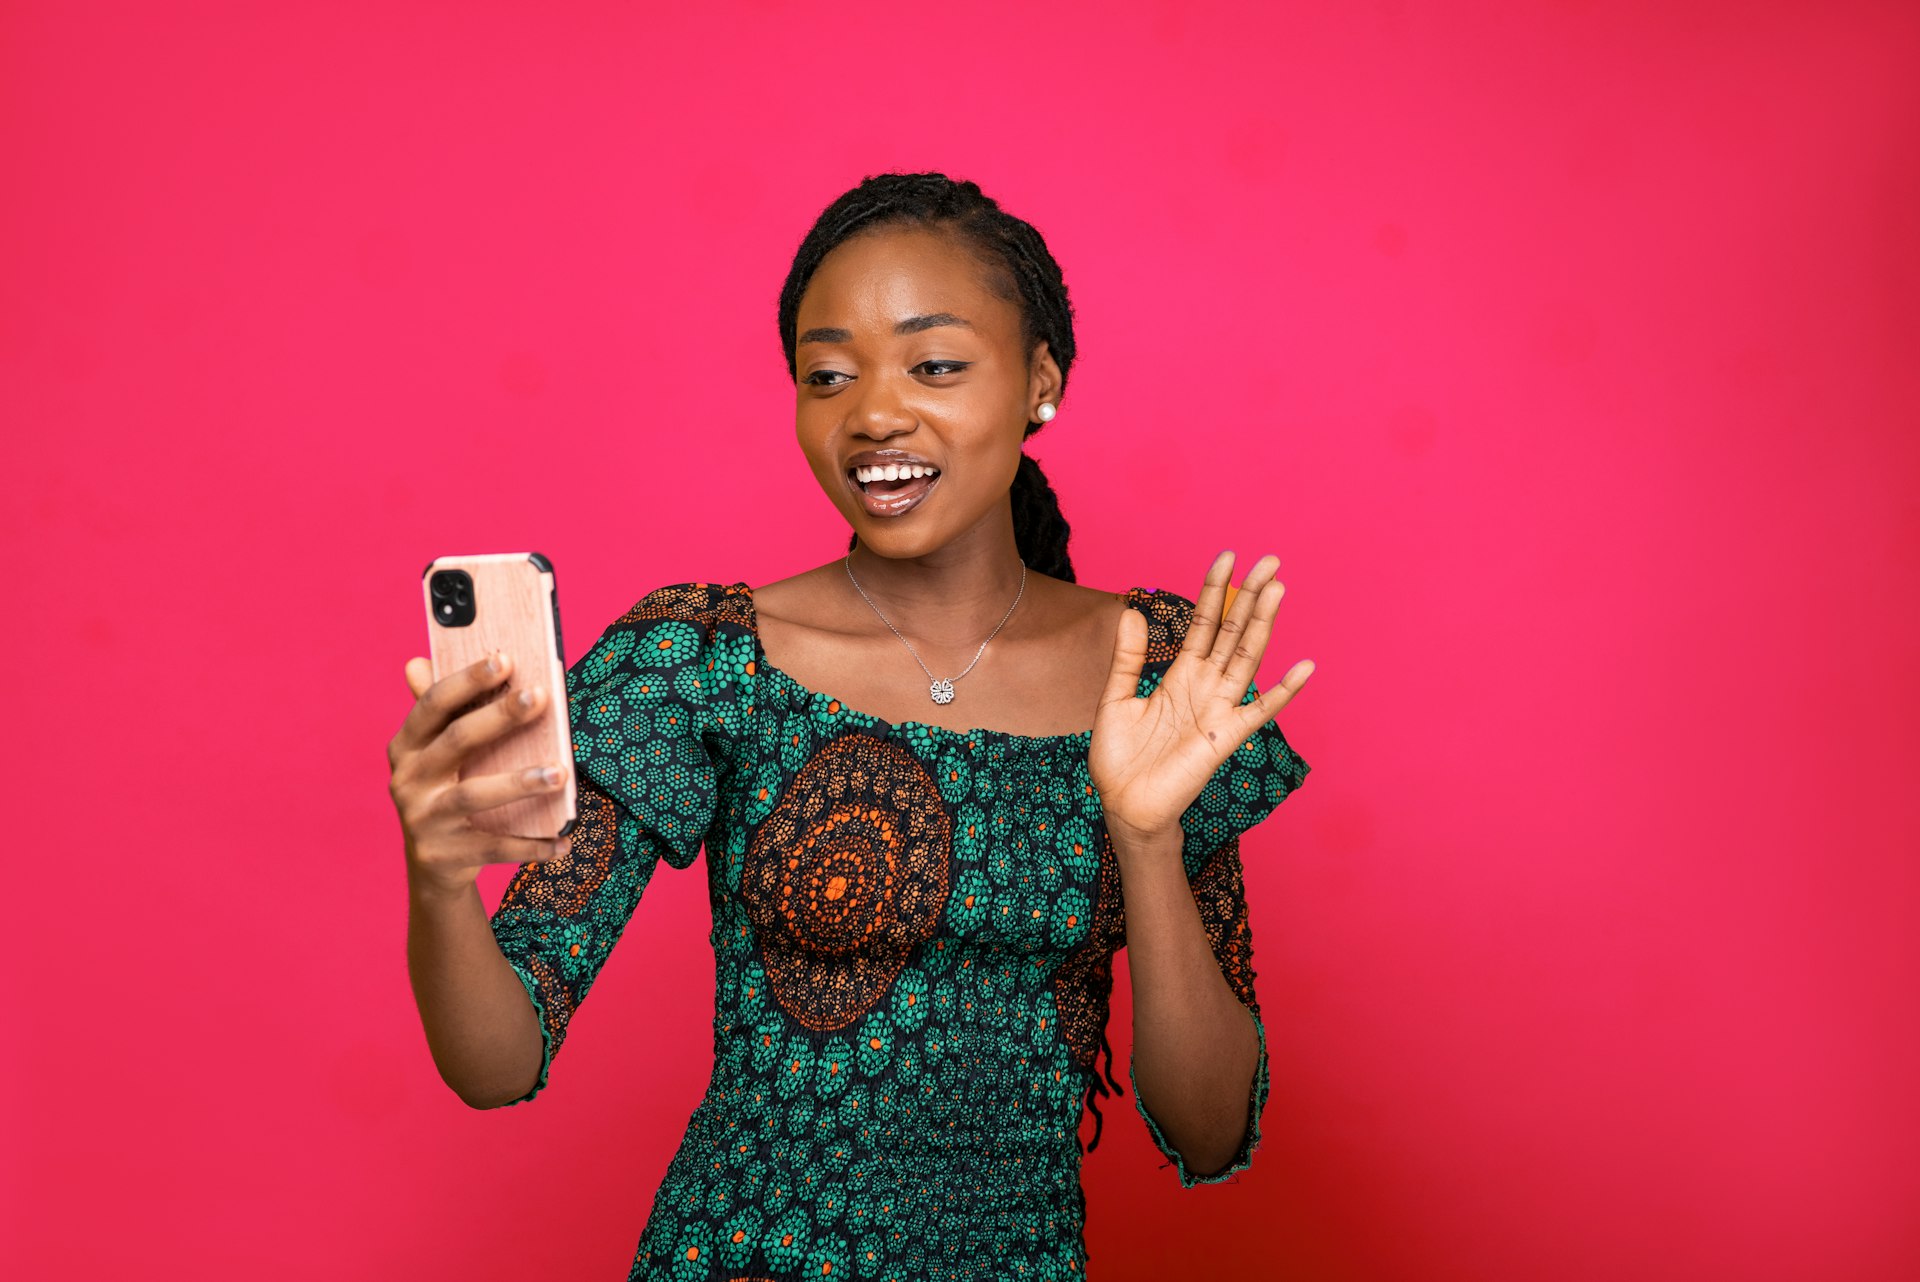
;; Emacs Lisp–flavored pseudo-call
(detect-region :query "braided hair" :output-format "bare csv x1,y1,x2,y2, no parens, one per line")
778,172,1079,582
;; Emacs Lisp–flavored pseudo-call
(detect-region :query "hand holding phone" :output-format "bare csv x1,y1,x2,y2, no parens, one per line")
387,553,578,897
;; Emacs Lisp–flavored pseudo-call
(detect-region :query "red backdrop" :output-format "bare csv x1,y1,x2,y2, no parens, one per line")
5,2,1916,1279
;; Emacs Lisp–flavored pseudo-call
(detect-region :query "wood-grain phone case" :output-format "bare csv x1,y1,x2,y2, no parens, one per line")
422,553,578,840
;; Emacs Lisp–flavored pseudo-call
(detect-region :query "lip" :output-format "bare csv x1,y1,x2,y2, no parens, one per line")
844,450,942,518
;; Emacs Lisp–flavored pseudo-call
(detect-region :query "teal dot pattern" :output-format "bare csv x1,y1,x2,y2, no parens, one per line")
487,581,1312,1280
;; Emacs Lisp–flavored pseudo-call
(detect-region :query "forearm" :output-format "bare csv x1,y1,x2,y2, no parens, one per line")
406,875,546,1109
1112,824,1261,1178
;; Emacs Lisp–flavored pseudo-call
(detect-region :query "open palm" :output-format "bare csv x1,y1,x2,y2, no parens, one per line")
1089,551,1315,844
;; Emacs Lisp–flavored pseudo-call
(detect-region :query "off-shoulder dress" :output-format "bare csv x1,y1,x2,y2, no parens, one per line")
488,580,1312,1282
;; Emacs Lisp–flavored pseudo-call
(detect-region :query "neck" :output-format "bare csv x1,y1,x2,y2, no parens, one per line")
843,522,1029,650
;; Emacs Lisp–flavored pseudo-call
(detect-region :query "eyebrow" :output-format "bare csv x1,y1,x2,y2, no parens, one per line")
797,313,975,345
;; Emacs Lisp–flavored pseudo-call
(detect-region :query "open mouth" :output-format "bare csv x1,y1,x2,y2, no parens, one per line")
846,462,941,517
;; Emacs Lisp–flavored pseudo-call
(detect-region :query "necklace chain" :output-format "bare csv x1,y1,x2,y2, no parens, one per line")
843,554,1027,705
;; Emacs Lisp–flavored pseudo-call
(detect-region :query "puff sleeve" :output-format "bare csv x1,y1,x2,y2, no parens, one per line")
1130,677,1312,1185
487,586,729,1106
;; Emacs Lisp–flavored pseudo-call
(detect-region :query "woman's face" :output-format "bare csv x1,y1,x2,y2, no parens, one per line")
792,224,1060,562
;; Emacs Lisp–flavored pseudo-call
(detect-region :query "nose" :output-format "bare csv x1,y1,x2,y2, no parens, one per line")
846,373,917,439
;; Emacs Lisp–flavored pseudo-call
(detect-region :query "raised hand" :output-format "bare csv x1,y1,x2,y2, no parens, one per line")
1089,550,1315,847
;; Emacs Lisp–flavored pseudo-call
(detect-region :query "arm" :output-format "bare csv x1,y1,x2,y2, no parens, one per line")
406,875,548,1110
386,652,576,1111
1089,551,1312,1182
1112,822,1263,1178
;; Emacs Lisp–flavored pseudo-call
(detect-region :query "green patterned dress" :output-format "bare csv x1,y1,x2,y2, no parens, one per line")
488,581,1312,1282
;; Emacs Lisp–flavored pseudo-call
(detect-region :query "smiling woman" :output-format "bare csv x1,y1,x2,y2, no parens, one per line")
778,174,1080,581
394,171,1315,1282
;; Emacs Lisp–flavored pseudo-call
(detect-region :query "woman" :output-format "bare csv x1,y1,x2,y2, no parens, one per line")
389,172,1315,1281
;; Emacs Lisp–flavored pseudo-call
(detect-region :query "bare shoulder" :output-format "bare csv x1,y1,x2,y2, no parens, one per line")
1023,574,1134,648
748,564,852,633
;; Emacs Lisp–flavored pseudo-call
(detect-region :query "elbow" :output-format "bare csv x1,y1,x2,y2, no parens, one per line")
1178,1129,1253,1183
1166,1033,1268,1186
457,1082,534,1111
448,1063,543,1111
455,1023,550,1110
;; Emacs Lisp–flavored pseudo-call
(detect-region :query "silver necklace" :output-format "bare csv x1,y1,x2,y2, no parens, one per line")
843,554,1027,705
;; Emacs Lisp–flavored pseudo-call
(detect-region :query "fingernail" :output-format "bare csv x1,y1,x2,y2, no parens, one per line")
486,652,503,674
541,765,563,785
517,687,538,708
555,838,572,858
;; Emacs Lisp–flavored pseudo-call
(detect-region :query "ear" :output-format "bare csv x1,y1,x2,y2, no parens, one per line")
1027,340,1063,417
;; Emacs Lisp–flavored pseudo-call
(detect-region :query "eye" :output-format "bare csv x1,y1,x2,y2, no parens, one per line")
802,370,851,387
916,360,971,377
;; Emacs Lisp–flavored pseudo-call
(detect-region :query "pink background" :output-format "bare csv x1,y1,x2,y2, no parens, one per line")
5,2,1916,1278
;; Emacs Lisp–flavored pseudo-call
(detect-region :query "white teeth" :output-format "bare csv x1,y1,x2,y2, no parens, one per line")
853,463,939,484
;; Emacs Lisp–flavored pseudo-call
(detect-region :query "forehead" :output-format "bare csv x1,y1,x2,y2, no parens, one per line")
797,224,1020,335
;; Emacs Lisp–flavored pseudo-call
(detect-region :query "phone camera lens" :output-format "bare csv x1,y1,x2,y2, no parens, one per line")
429,568,476,628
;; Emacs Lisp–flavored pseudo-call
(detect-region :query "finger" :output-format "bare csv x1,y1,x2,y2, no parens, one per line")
413,681,550,779
405,657,433,700
1236,658,1315,734
1099,606,1149,708
1208,553,1279,672
440,763,571,818
1181,550,1236,661
1221,579,1284,693
395,651,513,759
459,830,574,868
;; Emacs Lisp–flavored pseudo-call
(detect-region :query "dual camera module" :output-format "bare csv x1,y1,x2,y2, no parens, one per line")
429,570,475,627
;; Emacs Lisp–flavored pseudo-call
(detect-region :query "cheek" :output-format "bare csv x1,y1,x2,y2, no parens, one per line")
794,426,859,509
793,412,836,477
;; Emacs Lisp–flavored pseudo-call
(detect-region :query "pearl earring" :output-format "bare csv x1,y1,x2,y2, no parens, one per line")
1036,403,1056,422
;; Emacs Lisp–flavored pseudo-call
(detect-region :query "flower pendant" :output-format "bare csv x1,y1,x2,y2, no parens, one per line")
929,678,955,705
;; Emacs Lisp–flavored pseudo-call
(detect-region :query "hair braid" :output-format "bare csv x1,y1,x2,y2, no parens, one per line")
778,172,1080,582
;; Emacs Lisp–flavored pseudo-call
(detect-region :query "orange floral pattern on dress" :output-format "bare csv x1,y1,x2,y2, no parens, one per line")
742,732,952,1031
1188,835,1261,1016
497,781,621,1055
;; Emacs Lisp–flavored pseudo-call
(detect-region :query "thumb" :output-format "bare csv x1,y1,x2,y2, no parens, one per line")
404,657,433,701
1099,607,1147,709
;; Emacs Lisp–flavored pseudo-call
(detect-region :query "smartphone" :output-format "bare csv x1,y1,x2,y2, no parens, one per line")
422,552,577,840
